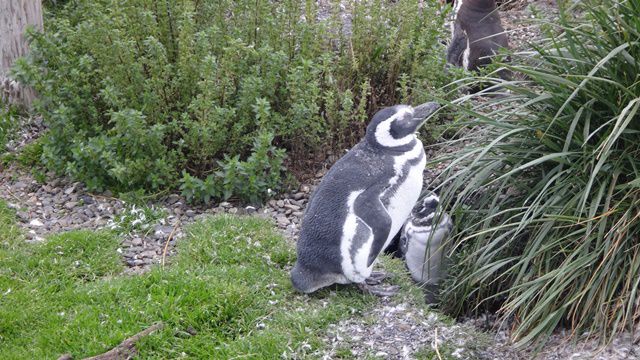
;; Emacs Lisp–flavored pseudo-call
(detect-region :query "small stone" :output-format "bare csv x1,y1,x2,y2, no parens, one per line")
300,185,310,193
276,200,285,208
154,225,173,239
228,207,238,214
141,250,157,258
65,201,78,210
166,194,181,205
13,181,28,190
80,195,95,205
276,215,289,227
17,211,30,221
64,185,76,195
185,210,195,217
43,206,55,218
284,204,301,211
29,219,44,227
245,206,257,214
220,202,232,208
131,237,143,246
174,208,183,216
293,192,305,200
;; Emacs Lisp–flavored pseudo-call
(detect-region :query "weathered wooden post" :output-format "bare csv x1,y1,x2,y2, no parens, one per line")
1,0,44,108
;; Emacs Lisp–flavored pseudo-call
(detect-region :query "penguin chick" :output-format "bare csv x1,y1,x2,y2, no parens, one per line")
400,191,453,302
446,0,510,78
291,102,440,294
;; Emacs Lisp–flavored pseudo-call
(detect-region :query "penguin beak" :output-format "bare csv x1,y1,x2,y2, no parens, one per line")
412,102,440,124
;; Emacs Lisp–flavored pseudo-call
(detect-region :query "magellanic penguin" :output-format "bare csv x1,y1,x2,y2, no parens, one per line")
446,0,510,76
399,191,453,303
291,102,440,294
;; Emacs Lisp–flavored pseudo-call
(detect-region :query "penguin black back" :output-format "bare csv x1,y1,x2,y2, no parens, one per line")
447,0,509,74
291,102,440,294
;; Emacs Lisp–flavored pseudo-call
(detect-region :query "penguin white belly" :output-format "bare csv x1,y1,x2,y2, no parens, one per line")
384,142,426,250
340,190,374,283
404,225,444,284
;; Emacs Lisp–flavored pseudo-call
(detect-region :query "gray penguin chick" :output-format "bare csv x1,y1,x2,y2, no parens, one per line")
291,102,440,294
400,191,453,302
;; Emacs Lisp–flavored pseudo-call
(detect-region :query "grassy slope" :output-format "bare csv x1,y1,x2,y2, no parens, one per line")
0,201,378,359
0,197,477,359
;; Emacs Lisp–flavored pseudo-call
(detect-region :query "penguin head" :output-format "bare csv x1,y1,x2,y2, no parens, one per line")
366,102,439,149
414,192,440,219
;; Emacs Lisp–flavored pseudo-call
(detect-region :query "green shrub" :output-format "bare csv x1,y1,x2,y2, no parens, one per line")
180,131,286,204
0,105,20,151
12,0,453,201
437,0,640,347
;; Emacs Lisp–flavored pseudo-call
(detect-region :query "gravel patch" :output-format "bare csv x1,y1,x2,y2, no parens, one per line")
319,297,521,360
0,161,314,274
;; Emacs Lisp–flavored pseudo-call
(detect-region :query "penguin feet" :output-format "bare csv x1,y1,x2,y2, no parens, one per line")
359,271,399,297
422,283,441,306
357,282,400,297
364,271,389,285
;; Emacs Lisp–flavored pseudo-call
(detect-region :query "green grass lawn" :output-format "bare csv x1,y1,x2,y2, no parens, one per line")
0,200,381,359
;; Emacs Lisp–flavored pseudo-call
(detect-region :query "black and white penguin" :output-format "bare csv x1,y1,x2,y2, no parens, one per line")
399,191,453,303
291,102,440,294
446,0,509,75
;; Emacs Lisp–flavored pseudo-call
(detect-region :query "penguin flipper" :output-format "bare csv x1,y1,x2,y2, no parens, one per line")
353,191,392,268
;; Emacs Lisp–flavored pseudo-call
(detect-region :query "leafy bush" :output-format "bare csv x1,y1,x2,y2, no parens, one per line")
0,105,19,151
437,0,640,346
180,132,286,204
12,0,453,201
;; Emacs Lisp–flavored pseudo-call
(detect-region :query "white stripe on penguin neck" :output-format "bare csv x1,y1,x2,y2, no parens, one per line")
374,106,415,148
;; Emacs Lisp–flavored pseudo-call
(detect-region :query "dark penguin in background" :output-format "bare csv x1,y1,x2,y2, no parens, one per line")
291,102,440,295
447,0,509,75
399,191,453,304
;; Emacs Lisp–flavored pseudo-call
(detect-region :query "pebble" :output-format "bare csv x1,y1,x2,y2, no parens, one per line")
17,211,30,221
29,219,44,227
154,225,173,239
64,201,78,210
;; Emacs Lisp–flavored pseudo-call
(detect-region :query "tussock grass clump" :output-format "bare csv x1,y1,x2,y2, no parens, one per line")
437,0,640,346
